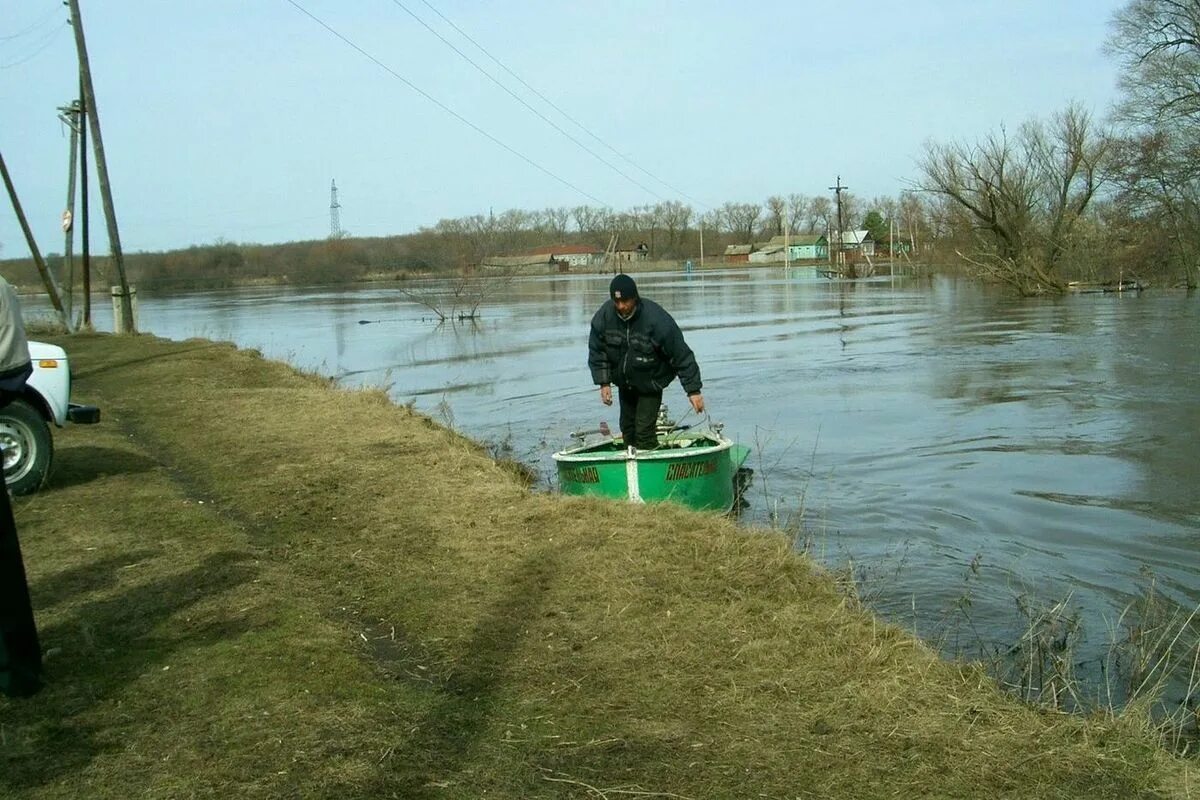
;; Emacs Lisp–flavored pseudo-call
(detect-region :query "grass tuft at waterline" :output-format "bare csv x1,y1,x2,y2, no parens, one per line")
0,332,1191,798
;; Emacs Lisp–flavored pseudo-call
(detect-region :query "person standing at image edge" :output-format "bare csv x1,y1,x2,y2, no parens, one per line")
587,274,705,450
0,272,40,698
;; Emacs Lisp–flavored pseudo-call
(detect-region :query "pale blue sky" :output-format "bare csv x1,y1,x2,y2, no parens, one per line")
2,0,1126,254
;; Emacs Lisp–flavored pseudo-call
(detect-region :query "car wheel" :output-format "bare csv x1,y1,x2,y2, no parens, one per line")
0,399,53,496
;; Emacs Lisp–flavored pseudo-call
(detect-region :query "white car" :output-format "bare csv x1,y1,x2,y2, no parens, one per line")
0,341,100,495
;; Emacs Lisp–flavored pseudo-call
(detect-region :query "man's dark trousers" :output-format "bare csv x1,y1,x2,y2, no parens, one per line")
0,477,41,698
617,386,662,450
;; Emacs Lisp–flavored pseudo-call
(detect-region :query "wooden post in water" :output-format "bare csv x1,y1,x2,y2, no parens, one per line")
67,0,136,334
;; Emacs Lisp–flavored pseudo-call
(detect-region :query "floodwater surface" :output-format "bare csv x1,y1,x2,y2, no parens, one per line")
40,270,1200,688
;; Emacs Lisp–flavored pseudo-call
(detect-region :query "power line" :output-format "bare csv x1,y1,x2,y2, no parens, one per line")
418,0,709,210
389,0,667,203
0,6,62,42
284,0,610,208
0,21,67,69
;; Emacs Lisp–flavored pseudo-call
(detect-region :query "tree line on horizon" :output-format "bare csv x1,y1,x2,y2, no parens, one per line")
0,192,937,294
1,0,1194,296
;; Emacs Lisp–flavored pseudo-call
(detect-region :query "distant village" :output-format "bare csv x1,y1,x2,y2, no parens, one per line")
480,229,909,273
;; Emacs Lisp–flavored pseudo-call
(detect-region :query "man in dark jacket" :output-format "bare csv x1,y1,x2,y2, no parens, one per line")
588,274,705,450
0,275,31,397
0,274,39,697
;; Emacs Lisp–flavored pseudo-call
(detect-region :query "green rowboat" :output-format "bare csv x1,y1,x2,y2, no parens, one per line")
553,425,752,513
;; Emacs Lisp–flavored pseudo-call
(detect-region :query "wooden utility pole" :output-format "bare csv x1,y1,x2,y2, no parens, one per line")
603,231,619,274
889,218,895,276
828,175,848,271
67,0,135,333
80,89,92,327
58,100,82,322
699,218,704,268
784,221,790,270
0,152,71,328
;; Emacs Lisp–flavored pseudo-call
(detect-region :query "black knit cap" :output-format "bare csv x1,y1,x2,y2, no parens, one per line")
609,273,638,301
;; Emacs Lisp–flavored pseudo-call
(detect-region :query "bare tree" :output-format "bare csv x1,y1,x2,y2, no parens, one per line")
399,267,518,323
612,209,640,241
1106,0,1200,287
917,105,1110,294
898,191,928,254
634,204,663,256
786,193,808,234
720,202,762,242
806,196,832,233
656,200,693,254
838,192,862,235
1028,109,1110,273
1107,0,1200,128
1107,129,1200,287
872,195,900,228
432,215,491,267
573,205,608,236
765,195,787,236
463,214,497,262
540,207,571,240
494,208,532,252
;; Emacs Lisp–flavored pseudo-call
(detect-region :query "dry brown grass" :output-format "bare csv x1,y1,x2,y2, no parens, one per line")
0,332,1192,798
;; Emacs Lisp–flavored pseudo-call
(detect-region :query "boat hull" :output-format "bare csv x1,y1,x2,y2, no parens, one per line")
554,434,751,513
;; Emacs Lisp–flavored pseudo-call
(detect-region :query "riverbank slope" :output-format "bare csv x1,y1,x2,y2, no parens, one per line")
1,332,1189,798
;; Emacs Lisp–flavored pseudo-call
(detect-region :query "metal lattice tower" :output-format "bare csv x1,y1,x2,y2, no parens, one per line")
329,178,342,238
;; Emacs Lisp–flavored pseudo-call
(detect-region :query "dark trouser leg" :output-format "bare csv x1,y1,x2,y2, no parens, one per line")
617,386,663,450
618,386,637,447
634,390,663,449
0,475,41,697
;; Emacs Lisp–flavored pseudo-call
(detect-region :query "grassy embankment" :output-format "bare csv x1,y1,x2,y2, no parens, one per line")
0,332,1192,798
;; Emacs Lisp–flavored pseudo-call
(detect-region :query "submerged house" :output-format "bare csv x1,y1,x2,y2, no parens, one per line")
615,243,650,262
879,234,913,256
724,244,753,264
527,244,600,269
749,244,786,263
482,244,601,273
838,230,875,256
475,255,554,273
479,253,557,273
766,233,828,261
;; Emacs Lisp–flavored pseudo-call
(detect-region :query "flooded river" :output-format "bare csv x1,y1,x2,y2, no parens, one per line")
37,270,1200,692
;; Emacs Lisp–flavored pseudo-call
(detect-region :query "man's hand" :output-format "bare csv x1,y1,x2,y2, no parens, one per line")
689,392,705,414
599,385,613,406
